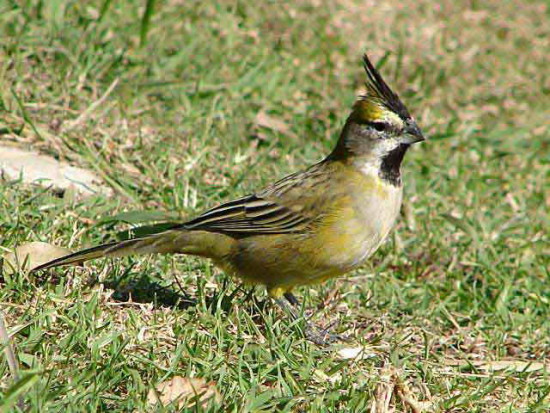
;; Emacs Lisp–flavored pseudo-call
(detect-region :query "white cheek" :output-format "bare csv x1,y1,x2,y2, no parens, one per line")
373,138,400,157
354,136,401,176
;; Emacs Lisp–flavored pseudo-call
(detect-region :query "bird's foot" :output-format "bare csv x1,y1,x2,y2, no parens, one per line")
275,294,348,345
304,321,347,346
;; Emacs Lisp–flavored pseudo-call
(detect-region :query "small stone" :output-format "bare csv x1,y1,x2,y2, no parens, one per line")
0,146,112,198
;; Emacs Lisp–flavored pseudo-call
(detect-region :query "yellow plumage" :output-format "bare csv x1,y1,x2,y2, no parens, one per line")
33,54,425,341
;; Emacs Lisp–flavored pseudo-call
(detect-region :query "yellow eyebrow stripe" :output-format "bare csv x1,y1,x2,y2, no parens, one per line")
352,99,385,121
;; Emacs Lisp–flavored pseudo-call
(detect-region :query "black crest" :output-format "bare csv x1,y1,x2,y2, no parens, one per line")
362,53,411,120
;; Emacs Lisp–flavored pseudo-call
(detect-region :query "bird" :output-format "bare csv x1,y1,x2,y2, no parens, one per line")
33,53,425,343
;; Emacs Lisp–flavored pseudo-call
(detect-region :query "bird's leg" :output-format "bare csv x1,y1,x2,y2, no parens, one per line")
274,297,299,321
283,292,300,307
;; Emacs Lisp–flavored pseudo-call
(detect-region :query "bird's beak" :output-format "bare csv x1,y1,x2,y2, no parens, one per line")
402,121,425,144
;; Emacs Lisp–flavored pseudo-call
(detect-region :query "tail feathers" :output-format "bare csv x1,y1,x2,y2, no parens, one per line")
31,241,121,272
31,230,182,272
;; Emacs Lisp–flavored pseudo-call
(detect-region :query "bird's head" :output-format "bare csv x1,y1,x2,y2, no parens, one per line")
331,54,425,166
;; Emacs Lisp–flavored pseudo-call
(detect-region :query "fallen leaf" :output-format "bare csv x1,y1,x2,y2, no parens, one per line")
2,242,72,274
444,359,548,373
147,376,221,409
255,111,292,136
476,360,547,373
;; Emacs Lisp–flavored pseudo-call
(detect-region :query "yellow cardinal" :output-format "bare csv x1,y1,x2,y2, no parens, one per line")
34,53,425,342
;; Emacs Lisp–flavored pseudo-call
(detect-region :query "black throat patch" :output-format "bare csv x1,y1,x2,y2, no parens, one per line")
379,144,409,186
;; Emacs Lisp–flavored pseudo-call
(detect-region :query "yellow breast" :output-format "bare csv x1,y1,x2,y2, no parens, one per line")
221,166,403,294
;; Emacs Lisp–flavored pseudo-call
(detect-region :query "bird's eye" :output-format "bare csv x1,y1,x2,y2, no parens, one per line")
371,122,388,132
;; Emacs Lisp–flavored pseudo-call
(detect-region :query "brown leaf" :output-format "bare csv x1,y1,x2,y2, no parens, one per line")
147,376,221,409
476,360,547,373
1,242,72,274
255,111,292,136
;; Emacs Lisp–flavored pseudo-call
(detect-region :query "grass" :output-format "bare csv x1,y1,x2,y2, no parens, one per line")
0,0,548,410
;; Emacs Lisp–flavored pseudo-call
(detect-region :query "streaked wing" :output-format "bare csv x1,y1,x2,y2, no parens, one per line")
182,194,312,235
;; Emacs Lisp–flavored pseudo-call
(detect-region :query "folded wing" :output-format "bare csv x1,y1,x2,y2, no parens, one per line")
182,194,312,235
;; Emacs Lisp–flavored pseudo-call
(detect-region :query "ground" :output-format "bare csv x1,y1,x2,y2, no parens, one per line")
0,0,548,411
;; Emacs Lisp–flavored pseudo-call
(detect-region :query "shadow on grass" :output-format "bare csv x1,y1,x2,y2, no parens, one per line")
101,269,264,317
33,262,269,317
103,275,198,310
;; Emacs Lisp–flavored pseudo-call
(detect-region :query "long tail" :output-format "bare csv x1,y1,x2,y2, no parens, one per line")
31,229,185,272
